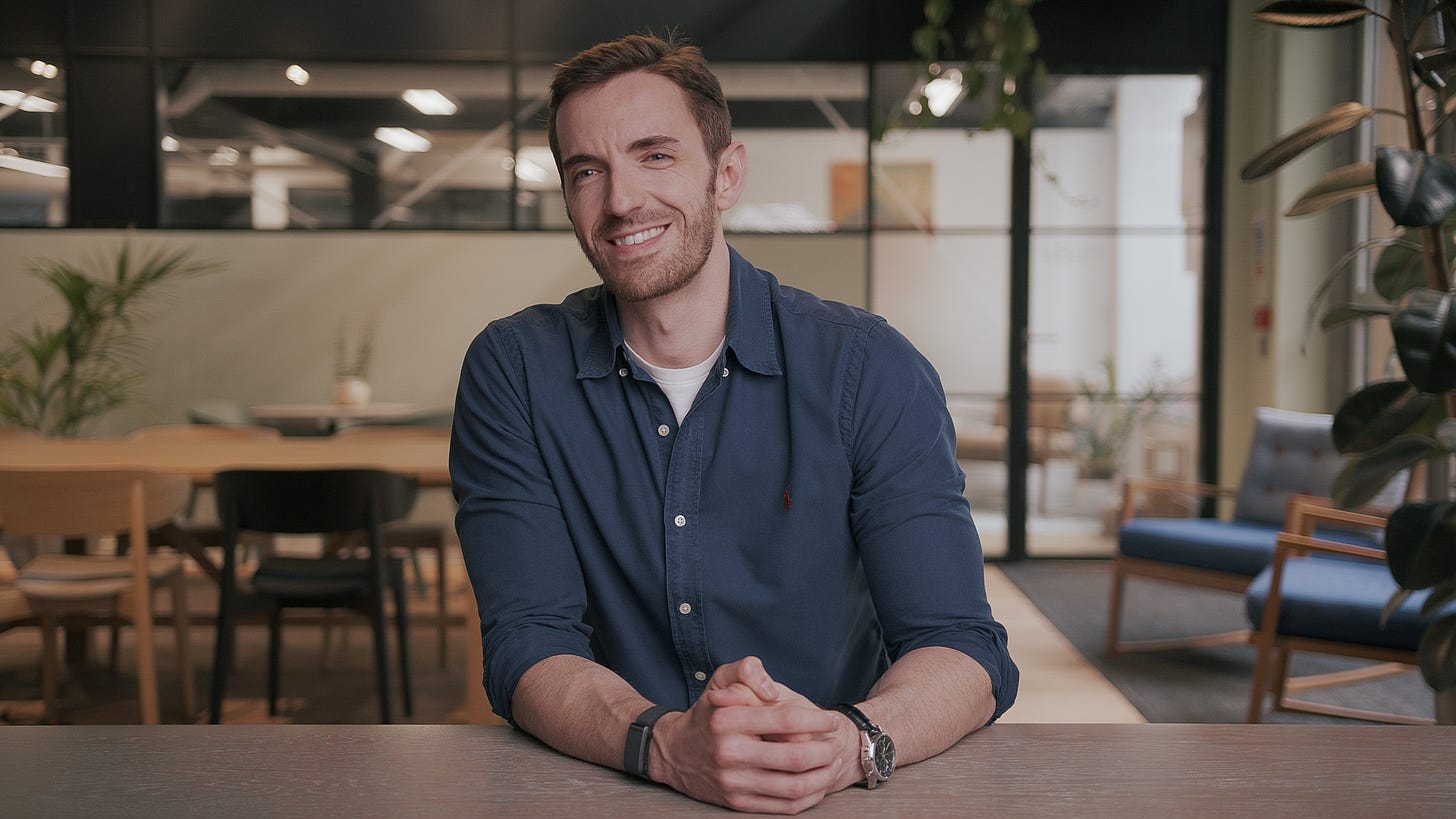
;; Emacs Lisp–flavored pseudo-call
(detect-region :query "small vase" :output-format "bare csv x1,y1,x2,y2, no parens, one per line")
334,376,372,407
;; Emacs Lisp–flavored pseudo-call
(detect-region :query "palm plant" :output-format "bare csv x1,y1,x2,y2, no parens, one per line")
1240,0,1456,697
0,242,222,436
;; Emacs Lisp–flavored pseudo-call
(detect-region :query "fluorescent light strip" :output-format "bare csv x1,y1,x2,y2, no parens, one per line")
402,89,457,116
0,154,68,178
0,90,59,113
374,127,432,152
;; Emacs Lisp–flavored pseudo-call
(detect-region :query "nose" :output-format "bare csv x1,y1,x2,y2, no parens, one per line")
605,168,647,216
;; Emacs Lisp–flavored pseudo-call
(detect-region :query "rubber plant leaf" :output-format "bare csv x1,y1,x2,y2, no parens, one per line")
1417,614,1456,691
1332,433,1443,507
1253,0,1373,28
1414,48,1456,91
1319,302,1392,331
1241,102,1372,180
1386,501,1456,589
1376,146,1456,226
1422,580,1456,617
1391,288,1456,392
1285,162,1375,216
1372,239,1437,302
1331,379,1442,453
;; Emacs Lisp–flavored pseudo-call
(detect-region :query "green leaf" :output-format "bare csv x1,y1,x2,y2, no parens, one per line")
1240,102,1372,181
1386,501,1456,589
1373,234,1444,301
924,0,952,27
1418,614,1456,691
1253,1,1373,28
1285,162,1376,217
1423,580,1456,617
1375,146,1456,227
1391,287,1456,393
1381,587,1414,628
1332,434,1443,507
1332,379,1443,453
1319,302,1392,331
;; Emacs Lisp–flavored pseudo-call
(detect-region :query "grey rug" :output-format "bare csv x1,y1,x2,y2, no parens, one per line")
998,559,1437,724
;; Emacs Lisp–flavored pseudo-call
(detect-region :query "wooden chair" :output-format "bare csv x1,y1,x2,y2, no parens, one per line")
210,468,418,723
332,424,455,668
0,467,196,724
953,376,1078,514
1244,499,1451,724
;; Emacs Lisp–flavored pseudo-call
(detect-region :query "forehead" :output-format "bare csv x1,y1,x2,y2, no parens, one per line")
555,71,705,156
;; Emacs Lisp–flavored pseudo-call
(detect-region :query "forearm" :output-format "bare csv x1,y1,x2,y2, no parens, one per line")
511,654,653,771
857,646,995,766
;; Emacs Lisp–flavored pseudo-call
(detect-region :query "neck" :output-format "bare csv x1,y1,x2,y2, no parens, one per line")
617,237,731,368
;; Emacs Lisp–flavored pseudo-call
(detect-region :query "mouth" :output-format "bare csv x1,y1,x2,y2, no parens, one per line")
608,225,668,247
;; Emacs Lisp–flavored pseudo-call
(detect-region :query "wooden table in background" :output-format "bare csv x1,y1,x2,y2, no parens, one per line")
3,723,1452,815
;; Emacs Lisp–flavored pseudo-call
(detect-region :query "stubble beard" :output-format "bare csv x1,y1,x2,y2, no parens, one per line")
577,176,719,304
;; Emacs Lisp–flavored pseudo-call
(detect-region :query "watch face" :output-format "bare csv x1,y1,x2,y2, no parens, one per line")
871,733,896,779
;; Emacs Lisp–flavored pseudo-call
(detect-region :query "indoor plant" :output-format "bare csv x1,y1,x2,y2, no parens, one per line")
1066,358,1171,481
1241,0,1456,715
0,241,222,436
333,314,377,406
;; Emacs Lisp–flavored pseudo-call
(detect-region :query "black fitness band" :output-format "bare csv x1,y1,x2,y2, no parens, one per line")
624,704,676,780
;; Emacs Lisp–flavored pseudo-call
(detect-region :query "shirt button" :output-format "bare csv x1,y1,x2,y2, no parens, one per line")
657,424,670,437
694,671,707,682
673,514,686,527
678,602,692,615
721,367,729,378
618,367,628,377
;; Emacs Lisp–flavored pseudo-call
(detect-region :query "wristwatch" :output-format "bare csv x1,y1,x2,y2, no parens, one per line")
831,703,896,789
624,704,676,780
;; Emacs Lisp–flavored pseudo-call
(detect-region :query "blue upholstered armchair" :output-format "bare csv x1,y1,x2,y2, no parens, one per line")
1246,500,1456,724
1105,406,1383,654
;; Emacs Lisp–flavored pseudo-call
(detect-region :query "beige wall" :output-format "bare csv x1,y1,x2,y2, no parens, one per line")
0,230,867,435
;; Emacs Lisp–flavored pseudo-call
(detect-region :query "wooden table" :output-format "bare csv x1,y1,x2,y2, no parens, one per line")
2,723,1451,816
0,434,449,487
248,402,421,431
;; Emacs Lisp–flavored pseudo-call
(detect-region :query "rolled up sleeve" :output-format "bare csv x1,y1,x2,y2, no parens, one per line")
845,321,1020,723
451,321,595,725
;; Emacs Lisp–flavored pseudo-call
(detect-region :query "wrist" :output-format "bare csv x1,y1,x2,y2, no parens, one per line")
642,708,686,785
625,704,678,782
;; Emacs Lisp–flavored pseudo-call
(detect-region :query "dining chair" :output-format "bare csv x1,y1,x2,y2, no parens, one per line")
332,424,455,668
0,467,196,724
209,468,418,724
1105,406,1402,654
1245,499,1455,724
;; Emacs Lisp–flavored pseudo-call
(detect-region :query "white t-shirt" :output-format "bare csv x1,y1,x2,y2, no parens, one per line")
624,337,727,424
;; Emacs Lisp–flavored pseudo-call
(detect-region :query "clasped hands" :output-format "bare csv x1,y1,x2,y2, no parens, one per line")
646,656,861,814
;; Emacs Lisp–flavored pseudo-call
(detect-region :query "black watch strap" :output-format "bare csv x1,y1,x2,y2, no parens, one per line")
831,702,881,735
624,704,676,780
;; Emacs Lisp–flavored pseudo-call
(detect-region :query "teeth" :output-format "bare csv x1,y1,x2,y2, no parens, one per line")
613,226,666,246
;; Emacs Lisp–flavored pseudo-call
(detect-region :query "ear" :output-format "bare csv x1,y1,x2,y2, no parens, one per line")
713,141,747,211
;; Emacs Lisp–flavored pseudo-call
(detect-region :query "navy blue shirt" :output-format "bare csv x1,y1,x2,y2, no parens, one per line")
451,247,1018,725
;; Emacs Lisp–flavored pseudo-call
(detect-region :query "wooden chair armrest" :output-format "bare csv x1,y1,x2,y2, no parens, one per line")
1120,478,1235,522
1284,494,1389,535
1273,531,1387,563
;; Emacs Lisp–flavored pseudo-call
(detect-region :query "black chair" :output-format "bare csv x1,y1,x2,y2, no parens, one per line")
209,468,418,724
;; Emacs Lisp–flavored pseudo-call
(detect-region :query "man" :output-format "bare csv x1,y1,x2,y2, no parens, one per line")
451,32,1017,814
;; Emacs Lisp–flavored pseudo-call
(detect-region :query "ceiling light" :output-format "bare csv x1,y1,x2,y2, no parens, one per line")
161,135,180,152
402,89,458,116
0,151,68,178
0,90,59,112
514,156,551,183
923,68,966,118
285,64,310,86
27,60,59,79
374,126,431,152
208,146,241,166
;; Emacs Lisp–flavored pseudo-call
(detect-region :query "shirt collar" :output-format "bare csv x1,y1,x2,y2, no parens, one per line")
576,245,782,379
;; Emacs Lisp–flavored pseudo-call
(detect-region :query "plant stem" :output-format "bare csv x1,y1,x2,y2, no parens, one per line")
1390,0,1452,290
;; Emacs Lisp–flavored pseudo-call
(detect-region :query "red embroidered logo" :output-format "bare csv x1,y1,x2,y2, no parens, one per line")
783,486,792,512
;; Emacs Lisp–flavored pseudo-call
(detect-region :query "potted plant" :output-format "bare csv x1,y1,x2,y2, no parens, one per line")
1241,0,1456,720
1066,358,1171,481
0,241,222,436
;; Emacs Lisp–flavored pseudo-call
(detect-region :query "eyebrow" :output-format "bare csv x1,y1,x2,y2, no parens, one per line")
560,135,682,171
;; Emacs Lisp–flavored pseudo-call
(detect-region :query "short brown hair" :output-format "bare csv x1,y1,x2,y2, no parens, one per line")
547,32,732,173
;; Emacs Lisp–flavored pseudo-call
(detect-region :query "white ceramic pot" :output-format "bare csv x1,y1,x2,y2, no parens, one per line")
334,376,372,407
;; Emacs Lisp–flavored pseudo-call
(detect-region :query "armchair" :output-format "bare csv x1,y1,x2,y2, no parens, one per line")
1105,406,1394,654
1246,499,1456,724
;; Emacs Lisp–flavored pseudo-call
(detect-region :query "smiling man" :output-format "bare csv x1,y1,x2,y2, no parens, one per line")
451,32,1017,814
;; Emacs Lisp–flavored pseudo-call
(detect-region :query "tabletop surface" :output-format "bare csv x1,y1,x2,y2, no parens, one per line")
248,402,420,420
0,434,450,486
3,723,1452,816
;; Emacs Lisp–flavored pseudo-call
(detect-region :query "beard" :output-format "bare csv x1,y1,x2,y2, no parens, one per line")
575,175,719,304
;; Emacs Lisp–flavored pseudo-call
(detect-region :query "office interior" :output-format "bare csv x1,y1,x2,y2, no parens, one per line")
0,0,1367,564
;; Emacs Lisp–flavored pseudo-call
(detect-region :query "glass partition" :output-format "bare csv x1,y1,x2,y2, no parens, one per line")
0,55,67,226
